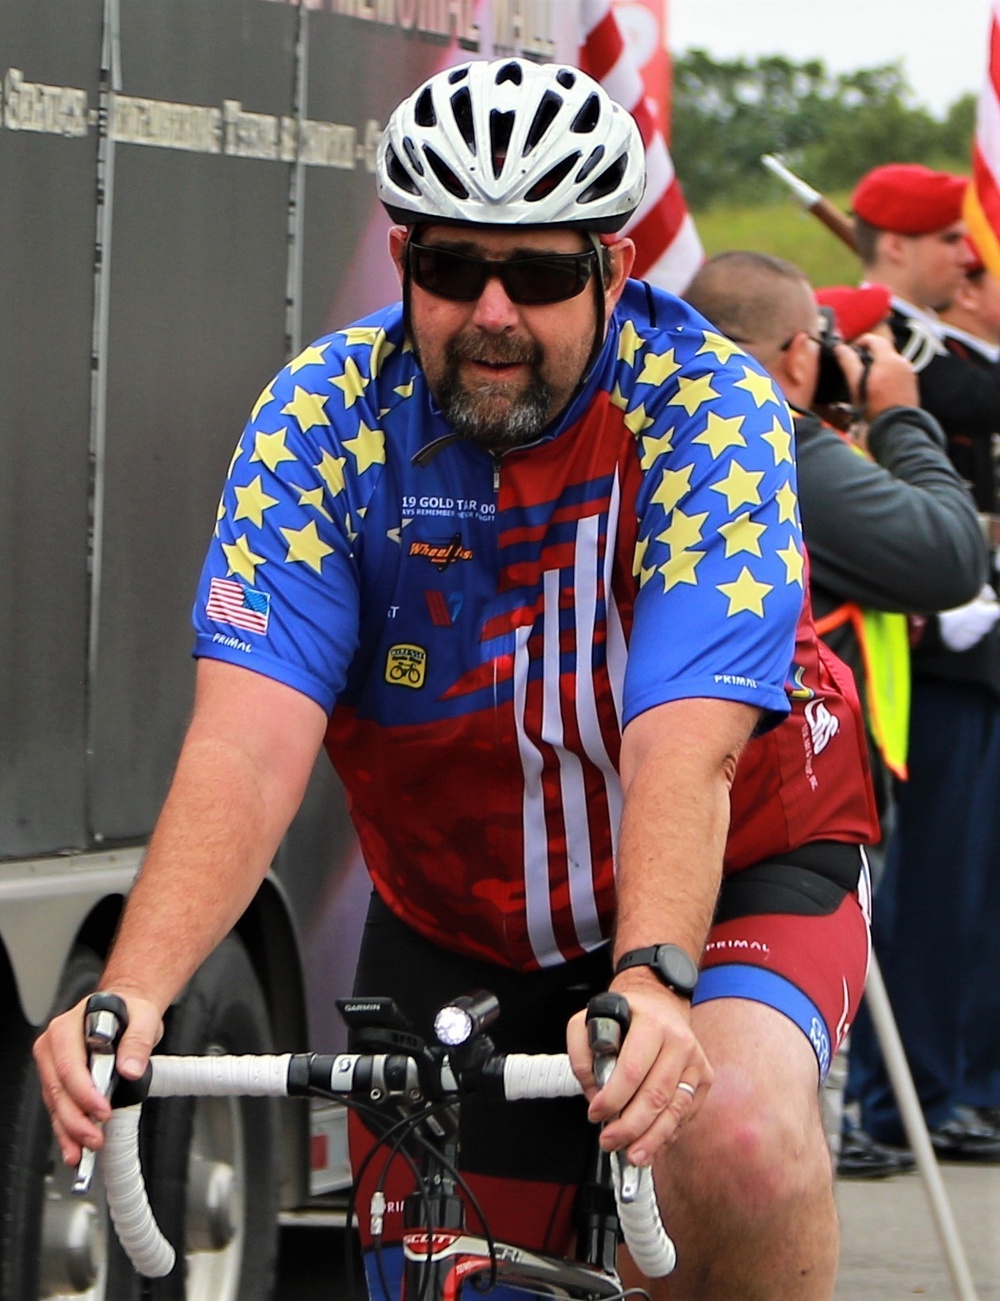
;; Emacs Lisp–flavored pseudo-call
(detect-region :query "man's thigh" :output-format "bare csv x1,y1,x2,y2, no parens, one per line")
696,849,871,1081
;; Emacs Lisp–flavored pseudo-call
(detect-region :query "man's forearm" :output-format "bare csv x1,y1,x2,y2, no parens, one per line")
100,660,329,1013
613,698,757,965
100,733,289,1012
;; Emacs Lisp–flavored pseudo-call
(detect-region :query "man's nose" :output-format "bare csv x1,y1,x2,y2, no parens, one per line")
470,271,521,330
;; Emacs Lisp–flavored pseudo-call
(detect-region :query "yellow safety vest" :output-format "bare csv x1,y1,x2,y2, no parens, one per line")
814,602,910,780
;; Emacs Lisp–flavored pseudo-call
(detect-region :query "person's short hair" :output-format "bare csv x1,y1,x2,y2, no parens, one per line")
684,250,811,351
852,217,882,266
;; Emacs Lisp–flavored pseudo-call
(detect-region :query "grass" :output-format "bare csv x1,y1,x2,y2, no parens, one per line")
691,192,864,289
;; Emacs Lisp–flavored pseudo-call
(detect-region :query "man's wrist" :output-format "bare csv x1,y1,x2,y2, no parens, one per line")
614,943,700,998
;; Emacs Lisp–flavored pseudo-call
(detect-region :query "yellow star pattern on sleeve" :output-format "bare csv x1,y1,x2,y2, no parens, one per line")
344,420,386,474
233,475,280,528
718,511,766,558
227,444,243,477
289,343,330,373
315,448,347,497
693,411,746,457
637,348,680,387
734,366,781,408
624,402,654,437
617,319,644,366
222,534,267,584
251,428,297,472
762,416,794,465
633,532,649,577
330,357,369,409
668,373,720,416
657,506,708,554
650,463,694,514
340,326,383,347
281,520,334,573
718,566,774,617
777,538,805,586
282,386,332,433
660,548,705,591
250,382,274,422
293,484,333,521
710,460,764,512
776,480,799,523
697,331,744,364
394,379,415,399
638,428,675,470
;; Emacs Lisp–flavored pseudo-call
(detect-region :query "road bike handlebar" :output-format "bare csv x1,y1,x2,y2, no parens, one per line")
100,1048,677,1281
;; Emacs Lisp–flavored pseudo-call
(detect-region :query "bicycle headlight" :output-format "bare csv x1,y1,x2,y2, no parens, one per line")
433,990,500,1047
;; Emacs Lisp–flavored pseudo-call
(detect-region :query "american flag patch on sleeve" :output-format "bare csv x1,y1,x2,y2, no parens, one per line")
206,577,271,635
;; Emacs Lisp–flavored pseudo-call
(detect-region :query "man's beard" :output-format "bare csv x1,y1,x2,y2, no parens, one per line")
435,332,553,452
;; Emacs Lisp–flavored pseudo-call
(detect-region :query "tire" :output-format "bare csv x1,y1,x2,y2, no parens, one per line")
0,945,141,1301
137,934,280,1301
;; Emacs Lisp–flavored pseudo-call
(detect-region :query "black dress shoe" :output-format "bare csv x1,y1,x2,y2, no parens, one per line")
928,1106,1000,1161
837,1120,916,1179
966,1105,1000,1131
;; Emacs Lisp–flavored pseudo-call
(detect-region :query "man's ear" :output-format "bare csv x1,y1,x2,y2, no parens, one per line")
782,330,814,391
389,226,409,287
603,238,636,314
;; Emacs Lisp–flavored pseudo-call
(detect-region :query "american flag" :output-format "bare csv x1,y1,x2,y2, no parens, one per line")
579,0,703,294
206,577,271,635
965,0,1000,279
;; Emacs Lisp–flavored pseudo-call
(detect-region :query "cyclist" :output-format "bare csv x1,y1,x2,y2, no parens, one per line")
35,60,877,1298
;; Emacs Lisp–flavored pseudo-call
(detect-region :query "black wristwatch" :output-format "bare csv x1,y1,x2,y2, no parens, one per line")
614,944,699,998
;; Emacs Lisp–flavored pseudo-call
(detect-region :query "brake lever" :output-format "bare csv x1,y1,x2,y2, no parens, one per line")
72,992,129,1195
586,992,641,1202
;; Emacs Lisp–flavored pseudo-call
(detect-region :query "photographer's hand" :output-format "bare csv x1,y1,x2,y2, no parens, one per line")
835,335,919,426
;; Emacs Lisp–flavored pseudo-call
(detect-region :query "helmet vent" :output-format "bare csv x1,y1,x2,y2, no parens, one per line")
525,90,563,154
448,67,469,84
570,93,602,134
495,61,523,86
386,145,421,195
450,86,476,152
556,68,576,89
424,146,470,200
402,137,425,176
414,86,436,127
575,145,605,183
579,153,628,204
489,109,515,177
525,152,580,202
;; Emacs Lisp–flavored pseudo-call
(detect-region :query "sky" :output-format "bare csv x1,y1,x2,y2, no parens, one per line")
667,0,994,118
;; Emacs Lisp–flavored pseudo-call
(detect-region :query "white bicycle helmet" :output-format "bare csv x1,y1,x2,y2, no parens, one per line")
377,58,646,232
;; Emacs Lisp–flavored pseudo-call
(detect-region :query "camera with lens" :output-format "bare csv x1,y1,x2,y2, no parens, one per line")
812,305,873,408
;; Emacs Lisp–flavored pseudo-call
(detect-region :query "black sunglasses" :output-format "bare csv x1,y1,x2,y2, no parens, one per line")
407,240,598,306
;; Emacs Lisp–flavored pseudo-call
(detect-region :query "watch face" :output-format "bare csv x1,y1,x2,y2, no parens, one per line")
655,945,699,995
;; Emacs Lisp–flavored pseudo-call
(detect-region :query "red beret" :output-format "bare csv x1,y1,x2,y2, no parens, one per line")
851,164,968,234
815,283,892,341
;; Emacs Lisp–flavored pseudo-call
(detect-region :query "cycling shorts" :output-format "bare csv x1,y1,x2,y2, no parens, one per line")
348,842,871,1273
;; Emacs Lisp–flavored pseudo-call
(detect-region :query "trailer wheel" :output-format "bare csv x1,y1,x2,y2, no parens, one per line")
0,944,140,1301
139,934,279,1300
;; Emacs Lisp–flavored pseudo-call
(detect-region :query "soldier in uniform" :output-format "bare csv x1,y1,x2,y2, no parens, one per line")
846,165,1000,1159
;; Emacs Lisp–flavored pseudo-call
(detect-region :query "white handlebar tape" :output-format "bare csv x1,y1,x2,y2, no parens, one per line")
147,1053,293,1097
502,1053,583,1099
611,1156,677,1278
102,1106,176,1278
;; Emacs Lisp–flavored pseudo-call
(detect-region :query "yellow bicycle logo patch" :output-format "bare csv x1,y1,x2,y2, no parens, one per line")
385,643,427,689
